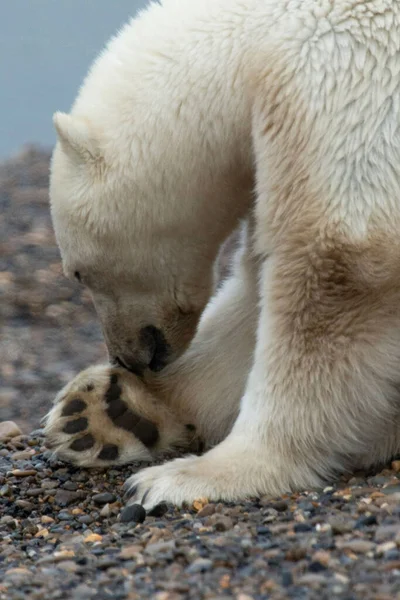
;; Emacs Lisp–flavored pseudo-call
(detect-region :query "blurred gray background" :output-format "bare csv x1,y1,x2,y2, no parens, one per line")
0,1,147,159
0,1,147,430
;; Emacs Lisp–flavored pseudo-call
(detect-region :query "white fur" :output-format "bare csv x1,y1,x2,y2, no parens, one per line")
49,0,400,509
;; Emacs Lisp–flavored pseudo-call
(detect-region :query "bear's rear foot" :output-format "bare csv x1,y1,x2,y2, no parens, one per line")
44,365,200,467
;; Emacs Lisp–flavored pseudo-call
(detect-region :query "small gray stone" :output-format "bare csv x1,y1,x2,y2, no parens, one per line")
297,574,327,586
145,540,176,555
58,511,73,521
336,539,375,554
0,484,12,497
329,518,355,535
375,525,400,543
73,584,97,599
15,500,34,510
26,488,43,497
92,492,116,505
41,479,60,489
187,558,213,573
383,485,400,495
78,515,94,525
55,489,80,507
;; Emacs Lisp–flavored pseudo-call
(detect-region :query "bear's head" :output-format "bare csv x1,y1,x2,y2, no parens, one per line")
50,113,217,375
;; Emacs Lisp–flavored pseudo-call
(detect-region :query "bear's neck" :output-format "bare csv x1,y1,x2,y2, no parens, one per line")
74,0,257,255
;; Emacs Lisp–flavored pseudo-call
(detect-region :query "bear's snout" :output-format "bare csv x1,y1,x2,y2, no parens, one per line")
115,325,170,376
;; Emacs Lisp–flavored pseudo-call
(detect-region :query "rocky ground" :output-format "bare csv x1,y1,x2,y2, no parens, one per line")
2,429,400,599
1,148,400,598
0,146,106,432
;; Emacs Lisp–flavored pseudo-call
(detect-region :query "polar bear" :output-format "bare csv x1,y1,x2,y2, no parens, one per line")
46,0,400,510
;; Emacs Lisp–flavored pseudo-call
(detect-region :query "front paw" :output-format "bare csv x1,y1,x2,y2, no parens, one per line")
44,365,198,467
124,454,230,510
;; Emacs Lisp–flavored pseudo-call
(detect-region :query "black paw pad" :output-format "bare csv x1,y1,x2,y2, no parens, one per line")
106,397,129,420
114,410,159,447
62,398,87,417
63,417,88,434
98,444,119,461
120,503,146,523
105,373,159,447
133,417,159,447
105,374,122,404
148,502,169,517
112,409,139,430
186,424,196,432
70,433,95,452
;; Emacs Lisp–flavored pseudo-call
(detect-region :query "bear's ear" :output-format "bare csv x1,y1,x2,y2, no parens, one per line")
53,112,101,163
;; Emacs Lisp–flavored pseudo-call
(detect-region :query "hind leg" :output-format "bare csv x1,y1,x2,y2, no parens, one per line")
44,365,199,467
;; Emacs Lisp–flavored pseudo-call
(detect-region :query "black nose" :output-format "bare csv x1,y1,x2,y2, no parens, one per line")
140,325,170,372
115,326,170,375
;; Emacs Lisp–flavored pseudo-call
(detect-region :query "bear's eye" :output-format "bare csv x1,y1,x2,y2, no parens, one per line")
74,271,82,283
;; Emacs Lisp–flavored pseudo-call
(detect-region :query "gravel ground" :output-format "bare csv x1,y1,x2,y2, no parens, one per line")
2,431,400,599
0,146,106,432
2,147,400,599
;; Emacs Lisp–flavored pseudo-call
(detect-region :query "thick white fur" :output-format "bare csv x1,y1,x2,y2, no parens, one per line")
49,0,400,509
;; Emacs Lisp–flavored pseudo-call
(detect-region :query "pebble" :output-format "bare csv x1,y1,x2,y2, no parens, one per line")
297,573,327,586
26,487,44,497
57,560,78,572
84,533,103,543
11,451,34,461
146,540,176,556
41,479,59,489
58,511,73,521
41,515,55,524
78,515,94,525
375,525,400,543
100,503,111,518
73,584,97,599
187,558,213,573
92,492,116,505
0,484,12,497
55,489,82,506
15,500,34,510
4,567,32,579
118,544,143,559
197,503,216,518
0,421,22,442
62,481,78,491
336,539,375,554
208,514,234,531
382,484,400,495
329,517,355,534
376,541,397,556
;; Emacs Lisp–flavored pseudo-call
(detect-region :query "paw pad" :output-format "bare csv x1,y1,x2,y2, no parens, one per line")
70,433,95,451
104,374,159,447
63,416,88,434
46,368,169,466
98,444,119,461
62,398,87,416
